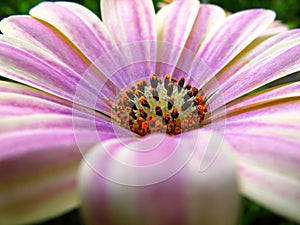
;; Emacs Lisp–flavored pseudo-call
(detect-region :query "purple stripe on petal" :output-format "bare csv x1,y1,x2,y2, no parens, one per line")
1,16,91,76
0,37,115,114
184,4,226,53
29,2,116,62
0,113,107,225
101,0,157,80
193,9,275,88
238,163,300,223
78,130,239,225
226,81,300,113
155,0,200,76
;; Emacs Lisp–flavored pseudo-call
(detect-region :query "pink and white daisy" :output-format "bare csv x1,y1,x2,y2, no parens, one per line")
0,0,300,225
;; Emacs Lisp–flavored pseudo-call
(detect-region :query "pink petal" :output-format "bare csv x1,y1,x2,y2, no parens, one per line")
185,4,226,52
0,115,102,225
239,163,300,223
29,2,116,62
100,0,157,81
172,4,226,84
226,81,300,113
1,16,92,76
155,0,200,76
78,130,239,225
209,29,300,109
193,9,275,87
0,37,114,114
101,0,156,45
259,20,289,37
216,98,300,222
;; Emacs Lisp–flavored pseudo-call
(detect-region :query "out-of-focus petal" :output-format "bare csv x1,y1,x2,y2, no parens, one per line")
78,130,239,225
238,163,300,223
216,98,300,222
0,114,102,225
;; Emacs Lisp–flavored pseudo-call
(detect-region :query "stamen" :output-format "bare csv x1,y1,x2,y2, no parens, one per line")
113,74,207,137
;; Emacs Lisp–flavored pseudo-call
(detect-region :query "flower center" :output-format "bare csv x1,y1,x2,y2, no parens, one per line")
112,74,207,136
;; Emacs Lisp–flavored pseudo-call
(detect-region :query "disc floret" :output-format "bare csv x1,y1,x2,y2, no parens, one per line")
113,74,207,136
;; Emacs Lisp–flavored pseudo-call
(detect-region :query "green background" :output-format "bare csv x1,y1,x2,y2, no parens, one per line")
0,0,299,225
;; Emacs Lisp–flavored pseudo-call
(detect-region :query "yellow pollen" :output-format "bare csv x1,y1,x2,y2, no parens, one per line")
112,74,207,137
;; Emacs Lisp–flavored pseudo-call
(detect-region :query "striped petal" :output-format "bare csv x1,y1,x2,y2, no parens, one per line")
0,16,93,76
101,0,156,45
220,98,300,222
208,29,300,109
78,130,239,225
0,114,101,225
29,2,116,62
155,0,200,76
192,9,275,88
184,4,226,53
0,36,114,114
209,81,300,121
101,0,157,81
239,163,300,223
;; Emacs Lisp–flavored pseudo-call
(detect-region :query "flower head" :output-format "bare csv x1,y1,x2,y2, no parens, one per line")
0,0,300,225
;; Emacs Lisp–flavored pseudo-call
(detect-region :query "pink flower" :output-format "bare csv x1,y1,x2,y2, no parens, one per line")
0,0,299,224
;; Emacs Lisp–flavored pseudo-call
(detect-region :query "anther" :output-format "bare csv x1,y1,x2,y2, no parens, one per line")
129,109,137,119
139,96,150,109
125,90,135,100
168,101,173,110
163,113,170,124
171,107,179,118
150,74,158,88
167,83,174,97
171,77,177,83
138,108,148,120
137,80,146,93
178,77,185,88
151,88,159,101
155,106,163,116
164,74,170,89
184,84,191,90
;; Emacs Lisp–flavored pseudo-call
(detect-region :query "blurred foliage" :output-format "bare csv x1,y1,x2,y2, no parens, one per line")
1,0,300,27
0,0,299,225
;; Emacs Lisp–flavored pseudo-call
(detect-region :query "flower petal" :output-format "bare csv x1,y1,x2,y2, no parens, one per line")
29,2,116,62
193,9,275,87
226,81,300,113
155,0,200,75
0,114,102,225
101,0,156,45
184,4,226,52
100,0,157,80
217,98,300,222
0,36,114,114
209,29,300,109
238,163,300,223
78,130,239,225
1,16,91,76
